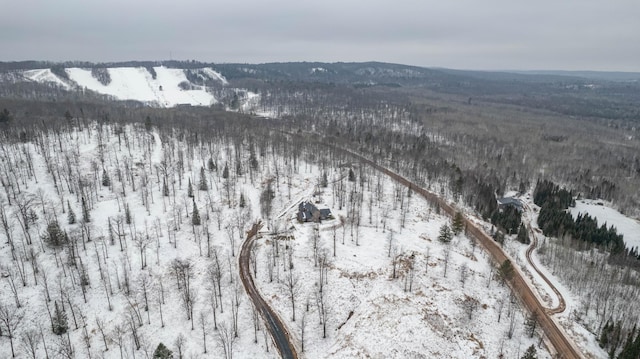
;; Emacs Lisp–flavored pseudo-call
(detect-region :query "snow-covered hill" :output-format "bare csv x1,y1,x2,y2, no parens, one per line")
19,66,225,107
23,68,74,90
0,121,552,359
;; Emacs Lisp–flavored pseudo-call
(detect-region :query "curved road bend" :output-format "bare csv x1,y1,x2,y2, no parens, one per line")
525,223,567,315
240,222,298,359
337,148,584,359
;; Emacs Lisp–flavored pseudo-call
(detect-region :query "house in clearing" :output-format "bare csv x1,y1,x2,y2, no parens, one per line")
497,197,523,212
297,201,333,223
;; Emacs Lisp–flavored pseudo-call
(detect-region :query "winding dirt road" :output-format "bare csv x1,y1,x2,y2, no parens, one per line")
239,222,298,359
238,130,583,358
525,222,567,315
338,147,584,359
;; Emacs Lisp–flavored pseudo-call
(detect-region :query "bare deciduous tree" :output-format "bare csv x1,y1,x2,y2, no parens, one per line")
0,300,23,358
462,295,479,320
171,258,195,321
442,246,451,278
19,329,40,359
199,311,209,354
459,262,469,288
217,321,236,359
174,333,186,359
286,268,300,321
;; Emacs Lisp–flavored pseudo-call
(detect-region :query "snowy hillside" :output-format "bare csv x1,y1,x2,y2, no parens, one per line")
20,66,225,107
22,68,73,90
0,120,551,359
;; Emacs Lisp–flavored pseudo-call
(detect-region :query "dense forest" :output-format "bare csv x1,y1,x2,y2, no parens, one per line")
534,180,631,259
1,60,640,358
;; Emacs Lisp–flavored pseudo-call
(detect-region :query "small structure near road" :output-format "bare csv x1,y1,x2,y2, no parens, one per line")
297,201,333,223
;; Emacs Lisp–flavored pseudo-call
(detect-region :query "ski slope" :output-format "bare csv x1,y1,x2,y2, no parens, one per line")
23,66,225,107
22,68,73,90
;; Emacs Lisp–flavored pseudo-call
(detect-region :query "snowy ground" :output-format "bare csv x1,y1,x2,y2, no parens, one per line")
513,195,611,359
0,122,552,359
21,66,225,107
253,168,551,359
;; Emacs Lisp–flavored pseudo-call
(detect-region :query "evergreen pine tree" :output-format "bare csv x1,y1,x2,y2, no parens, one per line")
102,169,111,187
125,203,132,224
67,200,76,224
348,168,356,182
499,259,515,282
207,157,216,172
187,178,194,198
52,300,68,335
239,193,246,208
438,224,453,243
192,202,201,226
163,178,169,197
611,320,622,355
198,167,208,191
599,319,612,349
517,223,531,244
0,108,11,123
630,331,640,359
236,161,243,176
250,151,259,170
144,116,152,131
222,163,229,179
452,212,464,235
520,345,537,359
46,220,66,246
153,342,173,358
81,196,90,222
616,325,638,359
525,311,538,338
494,230,506,246
109,219,115,245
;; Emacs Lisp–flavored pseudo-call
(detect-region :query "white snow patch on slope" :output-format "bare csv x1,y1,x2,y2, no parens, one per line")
201,67,228,85
22,68,72,90
66,66,216,107
570,199,640,250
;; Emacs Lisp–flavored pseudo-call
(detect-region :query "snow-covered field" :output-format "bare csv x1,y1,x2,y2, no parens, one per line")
0,122,552,358
21,66,224,107
570,199,640,251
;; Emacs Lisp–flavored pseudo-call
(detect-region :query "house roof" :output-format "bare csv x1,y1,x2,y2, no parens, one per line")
497,197,523,208
298,201,332,220
319,208,332,216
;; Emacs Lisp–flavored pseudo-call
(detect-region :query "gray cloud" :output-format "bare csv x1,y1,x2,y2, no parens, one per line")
1,0,639,71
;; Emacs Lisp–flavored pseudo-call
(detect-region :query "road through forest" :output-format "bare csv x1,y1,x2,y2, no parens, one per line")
340,147,584,359
239,136,583,359
525,221,567,315
239,222,298,359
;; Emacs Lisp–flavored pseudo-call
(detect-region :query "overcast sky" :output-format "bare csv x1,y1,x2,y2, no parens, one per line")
1,0,639,71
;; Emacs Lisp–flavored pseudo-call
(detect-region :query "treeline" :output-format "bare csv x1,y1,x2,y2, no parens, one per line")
491,206,522,236
534,180,627,256
91,68,111,86
533,179,574,208
0,60,207,72
599,319,640,359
